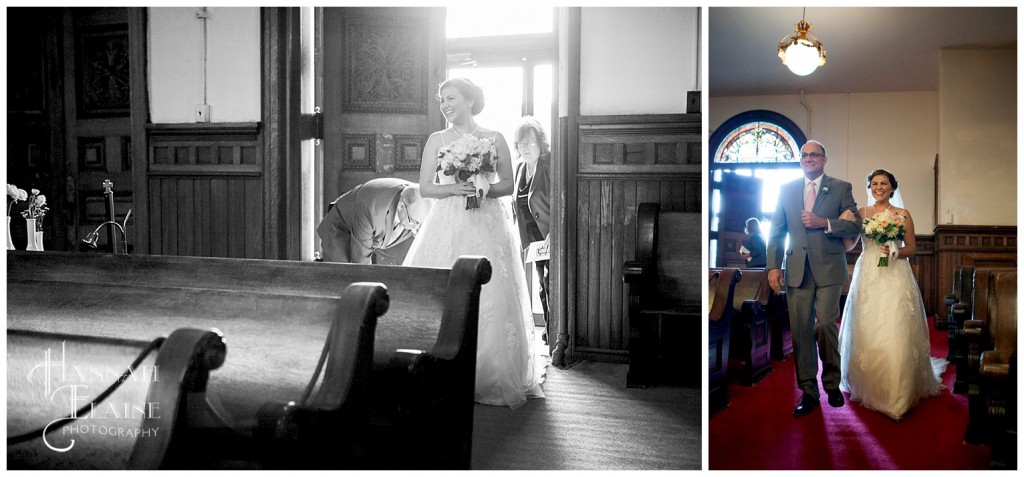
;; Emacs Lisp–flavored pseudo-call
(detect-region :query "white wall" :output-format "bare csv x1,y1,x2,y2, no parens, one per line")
937,48,1016,226
711,91,940,232
149,7,261,123
580,7,698,115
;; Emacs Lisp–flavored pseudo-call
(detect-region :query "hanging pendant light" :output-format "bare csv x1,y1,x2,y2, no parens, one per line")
778,8,826,76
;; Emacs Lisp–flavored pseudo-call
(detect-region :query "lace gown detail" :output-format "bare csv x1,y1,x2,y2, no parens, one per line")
839,231,948,420
403,135,544,409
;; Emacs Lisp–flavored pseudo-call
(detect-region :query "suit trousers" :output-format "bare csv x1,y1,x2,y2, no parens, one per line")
786,256,843,399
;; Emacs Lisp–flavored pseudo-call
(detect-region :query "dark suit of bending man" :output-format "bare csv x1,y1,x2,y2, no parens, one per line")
767,140,860,417
317,178,431,264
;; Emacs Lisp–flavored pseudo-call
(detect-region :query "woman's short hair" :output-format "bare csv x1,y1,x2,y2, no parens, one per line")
512,116,551,160
745,217,762,234
438,77,485,116
866,169,898,197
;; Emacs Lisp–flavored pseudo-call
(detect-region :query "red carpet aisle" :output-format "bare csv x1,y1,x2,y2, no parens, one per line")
709,316,991,470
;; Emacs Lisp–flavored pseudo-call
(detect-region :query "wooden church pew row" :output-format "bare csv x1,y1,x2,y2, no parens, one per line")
6,251,491,469
955,266,1016,394
975,271,1017,470
963,270,1016,449
7,327,226,470
947,265,976,372
623,202,701,388
941,265,973,331
708,267,741,417
726,268,773,386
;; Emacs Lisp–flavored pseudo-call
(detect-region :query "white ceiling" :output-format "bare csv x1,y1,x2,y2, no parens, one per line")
709,7,1017,97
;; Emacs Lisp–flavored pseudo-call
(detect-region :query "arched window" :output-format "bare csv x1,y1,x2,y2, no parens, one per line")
708,110,806,267
710,110,805,166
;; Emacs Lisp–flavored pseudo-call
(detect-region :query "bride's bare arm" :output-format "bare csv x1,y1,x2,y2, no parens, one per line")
484,131,513,198
418,132,476,199
839,208,860,251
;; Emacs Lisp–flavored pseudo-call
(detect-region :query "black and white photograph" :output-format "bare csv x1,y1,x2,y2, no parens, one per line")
5,5,701,471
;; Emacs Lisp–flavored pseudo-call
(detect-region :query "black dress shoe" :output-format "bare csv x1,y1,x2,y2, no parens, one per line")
825,388,845,408
793,394,819,417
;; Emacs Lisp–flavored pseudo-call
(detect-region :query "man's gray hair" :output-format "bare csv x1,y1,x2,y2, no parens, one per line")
400,183,422,204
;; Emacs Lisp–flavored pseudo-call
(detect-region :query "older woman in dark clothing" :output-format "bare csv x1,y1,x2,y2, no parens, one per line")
512,117,551,341
741,217,767,268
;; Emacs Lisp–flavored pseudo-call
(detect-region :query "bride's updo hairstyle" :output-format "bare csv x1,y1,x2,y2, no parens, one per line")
438,77,485,116
866,169,898,198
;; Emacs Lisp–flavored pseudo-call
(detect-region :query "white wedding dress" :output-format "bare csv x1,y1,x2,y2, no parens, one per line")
839,228,948,420
403,132,545,409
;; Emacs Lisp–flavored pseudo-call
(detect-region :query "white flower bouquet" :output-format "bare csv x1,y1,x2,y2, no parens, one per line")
863,209,906,267
436,135,497,209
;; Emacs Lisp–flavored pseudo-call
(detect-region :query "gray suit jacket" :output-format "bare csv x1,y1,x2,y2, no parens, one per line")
766,174,860,287
317,178,413,263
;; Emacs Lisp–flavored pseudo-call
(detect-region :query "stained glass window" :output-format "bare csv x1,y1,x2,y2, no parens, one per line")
714,122,800,164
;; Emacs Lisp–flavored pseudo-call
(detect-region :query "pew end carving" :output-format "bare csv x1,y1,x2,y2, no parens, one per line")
7,327,227,470
709,268,741,416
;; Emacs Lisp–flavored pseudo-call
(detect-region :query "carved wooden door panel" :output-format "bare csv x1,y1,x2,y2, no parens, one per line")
321,7,447,203
716,172,762,268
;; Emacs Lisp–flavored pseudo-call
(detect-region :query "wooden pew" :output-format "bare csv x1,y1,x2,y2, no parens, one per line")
974,271,1016,469
962,270,1016,444
7,327,227,470
947,265,976,371
708,268,741,416
940,265,972,331
623,202,701,388
724,268,772,385
954,267,1014,394
7,251,490,469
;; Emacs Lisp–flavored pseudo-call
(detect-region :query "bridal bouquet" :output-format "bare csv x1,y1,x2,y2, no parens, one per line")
436,135,497,209
863,209,906,267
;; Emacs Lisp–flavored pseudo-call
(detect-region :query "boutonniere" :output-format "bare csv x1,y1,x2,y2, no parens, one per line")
821,185,830,195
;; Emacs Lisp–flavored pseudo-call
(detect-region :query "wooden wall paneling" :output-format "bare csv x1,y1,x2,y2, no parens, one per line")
575,179,590,350
211,178,229,258
569,114,701,363
245,178,262,258
611,179,626,350
227,180,245,258
587,180,601,350
599,180,614,351
159,179,176,254
177,178,194,256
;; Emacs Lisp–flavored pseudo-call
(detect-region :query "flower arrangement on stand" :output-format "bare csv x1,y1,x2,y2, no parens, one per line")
863,209,907,267
436,135,497,209
20,189,48,251
7,184,27,250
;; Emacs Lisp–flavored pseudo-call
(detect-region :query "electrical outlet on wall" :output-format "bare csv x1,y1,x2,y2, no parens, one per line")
195,104,210,123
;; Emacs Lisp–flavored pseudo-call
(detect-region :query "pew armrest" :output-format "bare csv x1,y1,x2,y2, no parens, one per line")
623,260,646,284
980,350,1013,380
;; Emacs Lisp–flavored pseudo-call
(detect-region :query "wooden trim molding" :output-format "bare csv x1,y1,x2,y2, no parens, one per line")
932,225,1017,321
577,113,701,175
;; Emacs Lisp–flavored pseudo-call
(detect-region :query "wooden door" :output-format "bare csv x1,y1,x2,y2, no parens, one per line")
62,8,137,251
716,172,762,268
320,7,447,202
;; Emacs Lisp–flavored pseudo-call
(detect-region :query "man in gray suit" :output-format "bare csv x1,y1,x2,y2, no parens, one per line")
767,140,860,416
317,178,431,264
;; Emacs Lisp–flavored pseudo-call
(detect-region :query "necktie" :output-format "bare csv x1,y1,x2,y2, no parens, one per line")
805,181,816,212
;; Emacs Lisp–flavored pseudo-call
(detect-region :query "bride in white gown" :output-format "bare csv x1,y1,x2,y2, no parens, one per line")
404,77,544,409
838,169,947,420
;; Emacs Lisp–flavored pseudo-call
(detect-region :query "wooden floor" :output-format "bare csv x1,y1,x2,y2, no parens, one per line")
471,340,701,470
